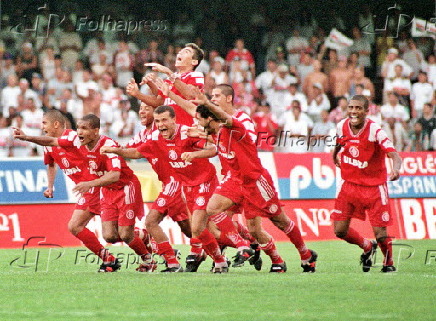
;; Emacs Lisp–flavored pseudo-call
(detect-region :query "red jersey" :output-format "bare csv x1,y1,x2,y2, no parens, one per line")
126,125,176,185
158,71,204,126
44,129,97,184
251,111,279,151
137,125,216,186
336,118,396,186
215,117,265,183
82,135,135,189
225,48,255,67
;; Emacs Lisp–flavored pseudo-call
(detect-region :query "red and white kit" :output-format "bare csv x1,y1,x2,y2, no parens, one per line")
333,118,397,226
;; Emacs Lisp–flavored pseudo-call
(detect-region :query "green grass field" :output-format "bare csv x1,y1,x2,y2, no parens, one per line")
1,240,435,321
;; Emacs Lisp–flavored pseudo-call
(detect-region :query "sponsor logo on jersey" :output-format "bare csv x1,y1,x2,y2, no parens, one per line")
349,146,359,158
169,161,190,168
126,210,135,219
61,158,70,168
62,166,81,176
195,196,205,206
343,155,368,169
156,198,166,207
169,150,178,160
381,211,390,222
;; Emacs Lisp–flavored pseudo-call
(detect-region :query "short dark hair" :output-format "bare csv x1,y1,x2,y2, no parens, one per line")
350,95,369,110
44,109,66,126
82,114,100,129
185,43,204,69
215,84,235,102
196,105,219,121
154,105,175,118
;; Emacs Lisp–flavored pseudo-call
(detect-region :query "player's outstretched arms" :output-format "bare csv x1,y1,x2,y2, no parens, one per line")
155,78,197,117
100,146,143,159
387,151,402,181
189,87,233,126
126,77,164,107
13,127,59,146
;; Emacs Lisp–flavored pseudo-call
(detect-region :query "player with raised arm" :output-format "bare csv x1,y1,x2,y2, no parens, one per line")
332,95,402,272
126,43,204,126
155,79,264,270
190,89,318,273
102,105,229,273
124,102,191,272
13,110,119,272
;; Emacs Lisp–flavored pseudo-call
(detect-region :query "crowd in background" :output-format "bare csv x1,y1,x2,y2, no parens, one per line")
0,3,435,157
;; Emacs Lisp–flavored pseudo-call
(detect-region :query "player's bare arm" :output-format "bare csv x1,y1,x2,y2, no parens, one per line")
73,171,121,194
332,145,342,168
100,146,143,159
190,87,233,127
387,151,402,181
155,78,196,116
140,73,159,96
44,163,57,198
181,143,217,162
13,127,59,146
126,77,164,107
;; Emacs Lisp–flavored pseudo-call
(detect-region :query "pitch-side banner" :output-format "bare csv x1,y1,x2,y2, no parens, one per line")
1,199,434,248
261,152,436,200
0,158,70,204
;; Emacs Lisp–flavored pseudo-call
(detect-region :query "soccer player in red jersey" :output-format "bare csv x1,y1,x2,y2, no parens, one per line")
123,102,191,272
13,110,119,272
191,92,318,273
126,43,204,126
102,106,229,273
332,95,402,272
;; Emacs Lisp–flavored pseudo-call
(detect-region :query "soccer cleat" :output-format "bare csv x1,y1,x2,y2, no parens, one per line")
136,260,157,272
185,251,207,272
269,262,287,273
210,257,231,272
161,265,184,273
248,243,262,271
232,248,255,267
134,227,153,254
301,249,318,273
381,265,397,273
162,249,182,268
360,240,377,272
211,266,229,273
98,258,121,273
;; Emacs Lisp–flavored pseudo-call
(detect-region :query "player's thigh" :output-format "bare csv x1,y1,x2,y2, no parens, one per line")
69,209,94,230
206,193,235,216
191,209,208,236
145,209,166,227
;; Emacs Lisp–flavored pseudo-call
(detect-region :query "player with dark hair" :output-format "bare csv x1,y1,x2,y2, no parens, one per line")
126,43,205,126
102,105,229,273
332,95,402,272
124,102,191,272
13,110,119,272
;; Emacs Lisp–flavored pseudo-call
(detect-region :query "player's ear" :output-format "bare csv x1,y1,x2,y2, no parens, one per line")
191,59,198,67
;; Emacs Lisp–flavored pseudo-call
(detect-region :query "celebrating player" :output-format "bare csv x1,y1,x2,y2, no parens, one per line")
13,110,119,272
332,95,402,272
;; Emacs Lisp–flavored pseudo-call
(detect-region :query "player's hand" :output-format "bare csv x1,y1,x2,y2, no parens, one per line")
189,86,208,105
73,181,93,195
140,73,156,86
12,127,27,140
187,126,209,139
334,154,341,168
126,78,139,97
154,77,170,96
100,146,118,154
145,63,172,75
389,169,400,181
43,188,54,198
181,152,195,163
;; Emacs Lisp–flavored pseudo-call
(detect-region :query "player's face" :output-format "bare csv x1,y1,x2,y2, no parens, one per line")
77,120,99,146
139,104,154,127
41,116,57,137
175,47,197,68
154,111,176,139
195,113,215,134
347,99,368,128
211,88,231,106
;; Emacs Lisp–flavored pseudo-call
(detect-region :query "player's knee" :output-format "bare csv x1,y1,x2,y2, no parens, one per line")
104,236,119,244
68,220,80,235
206,203,221,216
335,230,347,239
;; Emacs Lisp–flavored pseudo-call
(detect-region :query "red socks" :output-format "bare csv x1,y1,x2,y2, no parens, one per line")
127,237,150,261
198,229,225,264
283,221,311,261
211,213,249,250
76,228,116,262
234,221,256,243
260,238,284,264
157,241,179,267
378,237,394,266
342,227,372,253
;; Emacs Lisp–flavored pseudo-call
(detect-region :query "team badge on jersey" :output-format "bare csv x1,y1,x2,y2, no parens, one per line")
195,196,205,206
61,158,70,168
89,160,98,169
169,150,178,160
156,198,166,207
126,210,135,219
349,146,359,158
382,212,390,222
77,197,86,205
269,204,278,214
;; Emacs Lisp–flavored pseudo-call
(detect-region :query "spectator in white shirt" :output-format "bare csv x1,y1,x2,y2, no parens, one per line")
402,39,425,80
255,59,277,105
307,82,330,122
381,92,410,130
410,71,434,118
384,64,411,107
285,29,309,66
282,82,308,113
1,74,20,117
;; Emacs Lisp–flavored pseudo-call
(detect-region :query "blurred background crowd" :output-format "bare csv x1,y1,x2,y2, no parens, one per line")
0,0,435,157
